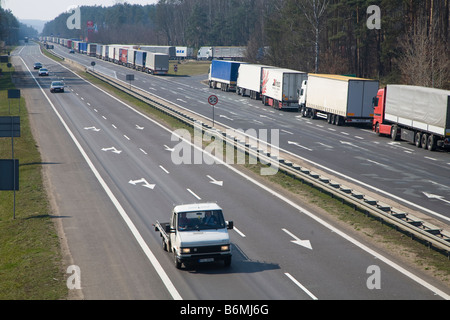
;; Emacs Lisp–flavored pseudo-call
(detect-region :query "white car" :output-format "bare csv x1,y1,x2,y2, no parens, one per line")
50,81,64,93
38,68,49,76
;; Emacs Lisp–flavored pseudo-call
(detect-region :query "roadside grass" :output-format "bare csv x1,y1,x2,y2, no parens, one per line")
0,60,67,299
168,60,210,76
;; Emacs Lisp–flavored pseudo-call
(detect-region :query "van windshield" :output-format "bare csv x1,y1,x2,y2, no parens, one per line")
177,210,225,231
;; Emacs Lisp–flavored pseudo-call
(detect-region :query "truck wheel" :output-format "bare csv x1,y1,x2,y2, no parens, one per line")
415,132,422,148
173,251,182,269
427,135,437,151
421,133,429,149
390,126,399,141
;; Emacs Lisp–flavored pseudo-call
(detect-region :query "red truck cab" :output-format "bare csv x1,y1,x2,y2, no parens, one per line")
372,87,395,137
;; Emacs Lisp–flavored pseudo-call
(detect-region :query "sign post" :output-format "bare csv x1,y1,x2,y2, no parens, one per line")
208,95,218,127
0,116,20,219
126,74,134,90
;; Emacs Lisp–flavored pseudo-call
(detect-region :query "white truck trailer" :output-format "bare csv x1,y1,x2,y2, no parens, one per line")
299,74,379,125
144,52,169,75
236,64,275,100
261,68,307,111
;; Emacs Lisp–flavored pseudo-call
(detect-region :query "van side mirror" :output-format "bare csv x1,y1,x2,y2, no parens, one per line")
227,221,234,230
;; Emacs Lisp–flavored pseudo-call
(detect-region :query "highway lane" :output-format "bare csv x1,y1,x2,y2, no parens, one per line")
16,43,450,299
50,43,450,227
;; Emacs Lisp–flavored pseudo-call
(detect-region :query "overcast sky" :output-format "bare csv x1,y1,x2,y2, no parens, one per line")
2,0,158,21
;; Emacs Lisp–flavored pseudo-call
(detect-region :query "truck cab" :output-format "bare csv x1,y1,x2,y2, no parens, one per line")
156,203,233,269
372,88,392,136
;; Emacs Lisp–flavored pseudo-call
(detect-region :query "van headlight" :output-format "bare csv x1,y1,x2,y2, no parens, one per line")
221,245,230,251
181,248,191,254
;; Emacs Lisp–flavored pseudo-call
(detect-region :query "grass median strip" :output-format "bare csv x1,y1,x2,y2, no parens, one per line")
0,61,67,299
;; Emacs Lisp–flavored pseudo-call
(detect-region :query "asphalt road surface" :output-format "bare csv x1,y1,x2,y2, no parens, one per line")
11,42,450,300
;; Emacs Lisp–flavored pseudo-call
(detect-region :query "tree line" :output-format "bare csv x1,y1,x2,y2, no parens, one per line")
0,6,38,47
41,0,448,89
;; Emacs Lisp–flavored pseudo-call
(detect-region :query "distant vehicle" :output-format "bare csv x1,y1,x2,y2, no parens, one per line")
299,74,379,124
50,81,64,93
69,49,75,54
38,68,49,76
34,62,42,69
209,60,245,92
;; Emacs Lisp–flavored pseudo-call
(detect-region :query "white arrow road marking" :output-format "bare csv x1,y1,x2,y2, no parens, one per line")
340,140,369,151
164,145,174,152
84,126,100,132
282,228,312,250
101,147,122,154
287,141,313,152
423,192,450,205
219,115,234,121
136,125,144,130
129,178,155,189
207,175,223,186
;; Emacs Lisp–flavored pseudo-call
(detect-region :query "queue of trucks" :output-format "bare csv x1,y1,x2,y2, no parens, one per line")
43,36,449,152
209,59,449,151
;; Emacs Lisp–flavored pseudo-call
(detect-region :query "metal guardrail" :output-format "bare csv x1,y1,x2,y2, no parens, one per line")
77,64,450,255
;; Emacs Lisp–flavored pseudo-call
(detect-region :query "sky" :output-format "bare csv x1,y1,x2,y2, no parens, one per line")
2,0,159,21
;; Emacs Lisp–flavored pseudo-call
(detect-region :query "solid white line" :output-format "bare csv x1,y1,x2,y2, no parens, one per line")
285,273,318,300
42,51,450,300
20,55,183,300
233,227,246,238
187,188,201,200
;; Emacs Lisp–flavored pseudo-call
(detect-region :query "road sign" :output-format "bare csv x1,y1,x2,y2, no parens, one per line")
174,64,178,72
0,159,19,191
0,116,20,138
208,95,218,106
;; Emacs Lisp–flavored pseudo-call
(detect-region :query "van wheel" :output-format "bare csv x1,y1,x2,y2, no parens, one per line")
173,250,182,269
224,257,231,267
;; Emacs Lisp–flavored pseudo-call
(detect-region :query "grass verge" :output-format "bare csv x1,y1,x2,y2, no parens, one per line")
0,59,67,299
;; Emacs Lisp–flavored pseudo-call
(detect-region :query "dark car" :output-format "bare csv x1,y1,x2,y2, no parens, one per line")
69,49,75,54
38,68,49,76
34,62,42,69
50,81,65,93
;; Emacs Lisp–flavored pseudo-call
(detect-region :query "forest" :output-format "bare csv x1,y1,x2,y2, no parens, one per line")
0,7,38,46
33,0,450,89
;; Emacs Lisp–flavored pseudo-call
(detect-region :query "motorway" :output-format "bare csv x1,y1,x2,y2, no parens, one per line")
11,42,450,300
50,44,450,228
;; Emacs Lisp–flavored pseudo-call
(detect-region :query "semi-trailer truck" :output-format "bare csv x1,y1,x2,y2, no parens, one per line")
209,60,245,92
144,52,169,75
299,74,379,125
373,84,450,151
236,64,275,100
261,68,307,111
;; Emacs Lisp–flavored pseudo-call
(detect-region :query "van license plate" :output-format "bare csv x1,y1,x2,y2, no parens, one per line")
199,258,214,263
